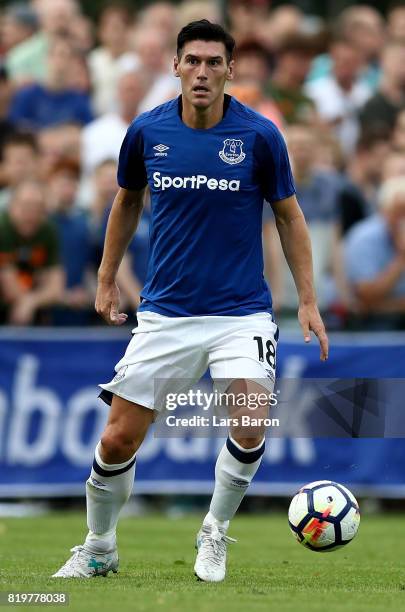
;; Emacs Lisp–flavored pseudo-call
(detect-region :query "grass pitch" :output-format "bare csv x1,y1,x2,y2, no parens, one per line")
0,512,403,612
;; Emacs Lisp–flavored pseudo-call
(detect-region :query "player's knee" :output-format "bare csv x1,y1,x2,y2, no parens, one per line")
100,427,139,463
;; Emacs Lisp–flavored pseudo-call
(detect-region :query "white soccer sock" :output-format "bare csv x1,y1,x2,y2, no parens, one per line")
84,441,136,554
207,436,265,526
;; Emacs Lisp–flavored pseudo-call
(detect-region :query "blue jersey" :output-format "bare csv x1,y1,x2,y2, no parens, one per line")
117,95,295,317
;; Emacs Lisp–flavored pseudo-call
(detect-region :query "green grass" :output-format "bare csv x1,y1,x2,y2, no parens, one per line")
0,513,404,612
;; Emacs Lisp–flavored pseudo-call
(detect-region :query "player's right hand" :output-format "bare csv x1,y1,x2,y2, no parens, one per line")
95,280,128,326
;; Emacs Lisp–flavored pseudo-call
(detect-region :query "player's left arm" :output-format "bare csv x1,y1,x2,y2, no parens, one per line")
271,195,329,361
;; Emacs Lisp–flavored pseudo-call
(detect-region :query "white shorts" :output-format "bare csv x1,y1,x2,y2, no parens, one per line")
99,311,279,411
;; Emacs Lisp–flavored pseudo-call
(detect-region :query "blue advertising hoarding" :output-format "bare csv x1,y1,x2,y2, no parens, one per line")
0,328,404,497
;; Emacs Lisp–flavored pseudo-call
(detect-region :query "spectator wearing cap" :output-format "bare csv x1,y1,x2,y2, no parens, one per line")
266,33,318,124
47,160,95,325
8,35,93,130
0,181,63,325
344,177,405,329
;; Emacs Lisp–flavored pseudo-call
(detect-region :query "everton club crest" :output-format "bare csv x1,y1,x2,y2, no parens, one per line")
219,139,246,165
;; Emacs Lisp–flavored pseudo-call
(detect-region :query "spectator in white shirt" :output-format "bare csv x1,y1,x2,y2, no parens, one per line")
132,27,180,113
81,68,150,183
88,3,139,116
305,36,372,156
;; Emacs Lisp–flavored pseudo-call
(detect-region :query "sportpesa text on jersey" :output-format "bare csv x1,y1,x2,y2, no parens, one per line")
117,95,295,317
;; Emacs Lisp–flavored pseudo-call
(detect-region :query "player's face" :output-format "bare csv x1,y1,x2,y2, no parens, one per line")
174,40,234,109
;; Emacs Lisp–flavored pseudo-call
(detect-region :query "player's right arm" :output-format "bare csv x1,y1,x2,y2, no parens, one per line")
96,187,146,325
96,116,148,325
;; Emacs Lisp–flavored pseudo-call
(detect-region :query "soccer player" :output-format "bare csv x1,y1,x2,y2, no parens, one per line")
53,20,328,582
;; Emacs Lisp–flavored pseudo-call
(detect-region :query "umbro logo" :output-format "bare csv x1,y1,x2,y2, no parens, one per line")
154,144,169,157
90,478,106,488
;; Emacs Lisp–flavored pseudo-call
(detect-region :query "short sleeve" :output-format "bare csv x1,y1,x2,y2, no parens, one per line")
254,125,295,204
117,121,148,191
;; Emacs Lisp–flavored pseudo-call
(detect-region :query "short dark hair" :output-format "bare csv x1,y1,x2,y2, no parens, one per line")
3,131,38,154
177,19,235,63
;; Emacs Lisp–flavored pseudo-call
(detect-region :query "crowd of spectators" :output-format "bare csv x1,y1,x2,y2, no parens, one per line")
1,0,405,330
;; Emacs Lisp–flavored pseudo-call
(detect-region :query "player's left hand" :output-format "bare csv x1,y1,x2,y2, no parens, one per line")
298,302,329,361
95,280,128,326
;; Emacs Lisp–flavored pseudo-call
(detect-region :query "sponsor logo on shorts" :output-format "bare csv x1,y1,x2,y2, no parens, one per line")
153,171,240,192
90,477,106,488
231,478,249,488
113,366,128,382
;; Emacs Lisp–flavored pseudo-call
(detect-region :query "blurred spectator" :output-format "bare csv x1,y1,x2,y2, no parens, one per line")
359,40,405,135
230,40,282,126
1,2,39,54
47,160,95,325
313,129,345,173
306,36,372,155
0,132,39,210
141,1,178,35
264,5,304,50
88,159,118,243
266,33,318,124
387,1,405,40
5,0,80,84
68,50,92,95
88,3,138,116
308,5,385,90
340,129,391,234
116,197,151,314
132,27,179,112
233,40,273,87
345,177,405,329
81,69,150,180
382,151,405,181
8,35,93,130
38,122,81,181
0,65,15,161
177,1,221,30
392,108,405,152
227,0,270,45
0,180,63,325
69,14,95,55
228,83,283,128
263,124,346,312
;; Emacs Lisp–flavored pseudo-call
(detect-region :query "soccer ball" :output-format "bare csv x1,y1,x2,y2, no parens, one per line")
288,480,360,552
